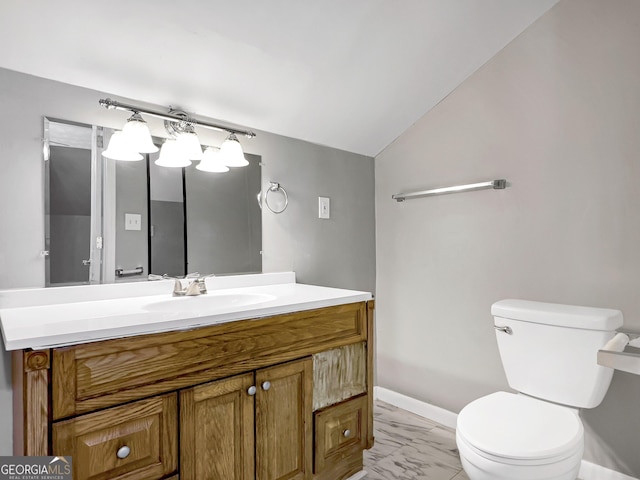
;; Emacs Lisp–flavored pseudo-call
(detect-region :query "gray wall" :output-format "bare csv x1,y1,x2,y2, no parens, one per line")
150,200,185,277
0,68,375,454
115,159,148,279
375,0,640,476
149,158,185,277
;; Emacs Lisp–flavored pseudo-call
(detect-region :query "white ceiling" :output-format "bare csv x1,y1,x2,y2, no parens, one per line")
0,0,557,156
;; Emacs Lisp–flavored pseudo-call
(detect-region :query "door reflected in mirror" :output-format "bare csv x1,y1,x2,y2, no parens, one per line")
44,117,262,287
149,159,185,278
45,120,96,286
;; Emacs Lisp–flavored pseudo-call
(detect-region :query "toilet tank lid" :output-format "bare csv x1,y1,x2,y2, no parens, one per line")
492,299,623,331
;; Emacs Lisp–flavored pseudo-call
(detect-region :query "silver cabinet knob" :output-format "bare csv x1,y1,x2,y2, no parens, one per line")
343,429,351,438
247,385,257,396
116,445,131,459
261,381,271,391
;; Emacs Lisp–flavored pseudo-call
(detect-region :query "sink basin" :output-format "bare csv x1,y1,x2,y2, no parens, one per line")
143,292,276,314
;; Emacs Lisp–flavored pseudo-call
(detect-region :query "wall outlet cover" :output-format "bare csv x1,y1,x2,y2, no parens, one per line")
125,213,142,231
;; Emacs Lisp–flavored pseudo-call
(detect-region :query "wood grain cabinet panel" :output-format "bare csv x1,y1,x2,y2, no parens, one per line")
256,358,313,480
52,393,178,480
314,395,368,477
181,358,313,480
312,343,366,411
52,303,365,419
180,373,255,480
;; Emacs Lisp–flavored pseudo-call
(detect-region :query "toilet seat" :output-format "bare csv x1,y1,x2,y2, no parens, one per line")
456,391,583,464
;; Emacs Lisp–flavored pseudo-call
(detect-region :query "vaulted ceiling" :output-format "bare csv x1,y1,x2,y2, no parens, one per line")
0,0,558,156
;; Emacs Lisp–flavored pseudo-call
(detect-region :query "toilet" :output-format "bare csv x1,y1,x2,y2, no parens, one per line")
456,299,623,480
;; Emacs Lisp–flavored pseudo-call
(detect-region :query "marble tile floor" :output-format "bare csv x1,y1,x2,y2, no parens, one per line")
362,400,585,480
363,400,470,480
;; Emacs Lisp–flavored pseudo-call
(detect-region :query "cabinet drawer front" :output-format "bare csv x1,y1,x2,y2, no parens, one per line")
52,393,178,480
53,303,366,418
314,395,368,474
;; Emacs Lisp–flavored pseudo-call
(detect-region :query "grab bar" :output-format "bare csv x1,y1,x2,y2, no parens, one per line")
115,266,144,277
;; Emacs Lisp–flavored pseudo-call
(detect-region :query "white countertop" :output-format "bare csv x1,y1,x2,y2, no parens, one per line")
0,273,372,350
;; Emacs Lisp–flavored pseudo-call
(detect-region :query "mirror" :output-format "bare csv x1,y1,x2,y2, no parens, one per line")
44,118,262,287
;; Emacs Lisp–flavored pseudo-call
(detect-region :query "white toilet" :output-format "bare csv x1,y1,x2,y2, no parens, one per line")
456,299,623,480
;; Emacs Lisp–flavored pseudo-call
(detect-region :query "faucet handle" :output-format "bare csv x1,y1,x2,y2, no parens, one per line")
195,277,208,294
185,281,201,296
185,272,201,279
173,279,184,295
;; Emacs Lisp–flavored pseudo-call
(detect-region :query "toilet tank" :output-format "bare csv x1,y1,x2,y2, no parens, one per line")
492,299,623,409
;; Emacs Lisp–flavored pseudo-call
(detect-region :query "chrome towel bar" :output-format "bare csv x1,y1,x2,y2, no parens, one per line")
392,179,506,202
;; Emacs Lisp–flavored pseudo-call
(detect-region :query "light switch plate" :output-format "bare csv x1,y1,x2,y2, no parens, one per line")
319,197,330,219
125,213,142,231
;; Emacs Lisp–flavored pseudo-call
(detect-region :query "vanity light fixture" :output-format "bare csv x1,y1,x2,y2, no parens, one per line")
196,147,230,173
102,131,144,161
121,113,159,153
175,124,204,160
220,133,249,167
155,138,192,168
99,98,255,170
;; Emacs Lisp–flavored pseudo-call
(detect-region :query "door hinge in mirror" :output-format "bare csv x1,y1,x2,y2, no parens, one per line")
96,127,104,148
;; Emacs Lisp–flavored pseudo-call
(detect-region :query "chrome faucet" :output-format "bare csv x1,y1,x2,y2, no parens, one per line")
179,273,209,296
148,272,215,296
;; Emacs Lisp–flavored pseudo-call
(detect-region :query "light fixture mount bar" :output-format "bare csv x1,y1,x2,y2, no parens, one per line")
99,98,256,138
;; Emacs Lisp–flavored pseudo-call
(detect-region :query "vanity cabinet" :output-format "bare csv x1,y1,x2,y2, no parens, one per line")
13,301,374,480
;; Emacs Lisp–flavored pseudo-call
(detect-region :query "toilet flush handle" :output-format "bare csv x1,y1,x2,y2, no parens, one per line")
495,325,513,335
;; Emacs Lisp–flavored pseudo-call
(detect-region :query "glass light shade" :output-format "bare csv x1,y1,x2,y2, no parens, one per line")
196,147,230,173
220,133,249,167
176,130,203,160
102,131,144,161
155,139,192,168
121,113,159,153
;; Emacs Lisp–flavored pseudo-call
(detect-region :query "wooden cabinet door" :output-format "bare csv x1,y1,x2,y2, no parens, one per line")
180,372,255,480
255,358,313,480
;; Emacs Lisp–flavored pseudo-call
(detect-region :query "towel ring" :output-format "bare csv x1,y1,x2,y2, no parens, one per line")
264,182,288,214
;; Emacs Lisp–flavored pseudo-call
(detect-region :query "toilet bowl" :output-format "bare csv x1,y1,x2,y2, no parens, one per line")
456,300,623,480
456,392,583,480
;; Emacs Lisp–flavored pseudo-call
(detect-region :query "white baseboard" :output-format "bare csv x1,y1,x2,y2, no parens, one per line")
374,386,458,429
373,386,638,480
579,460,638,480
